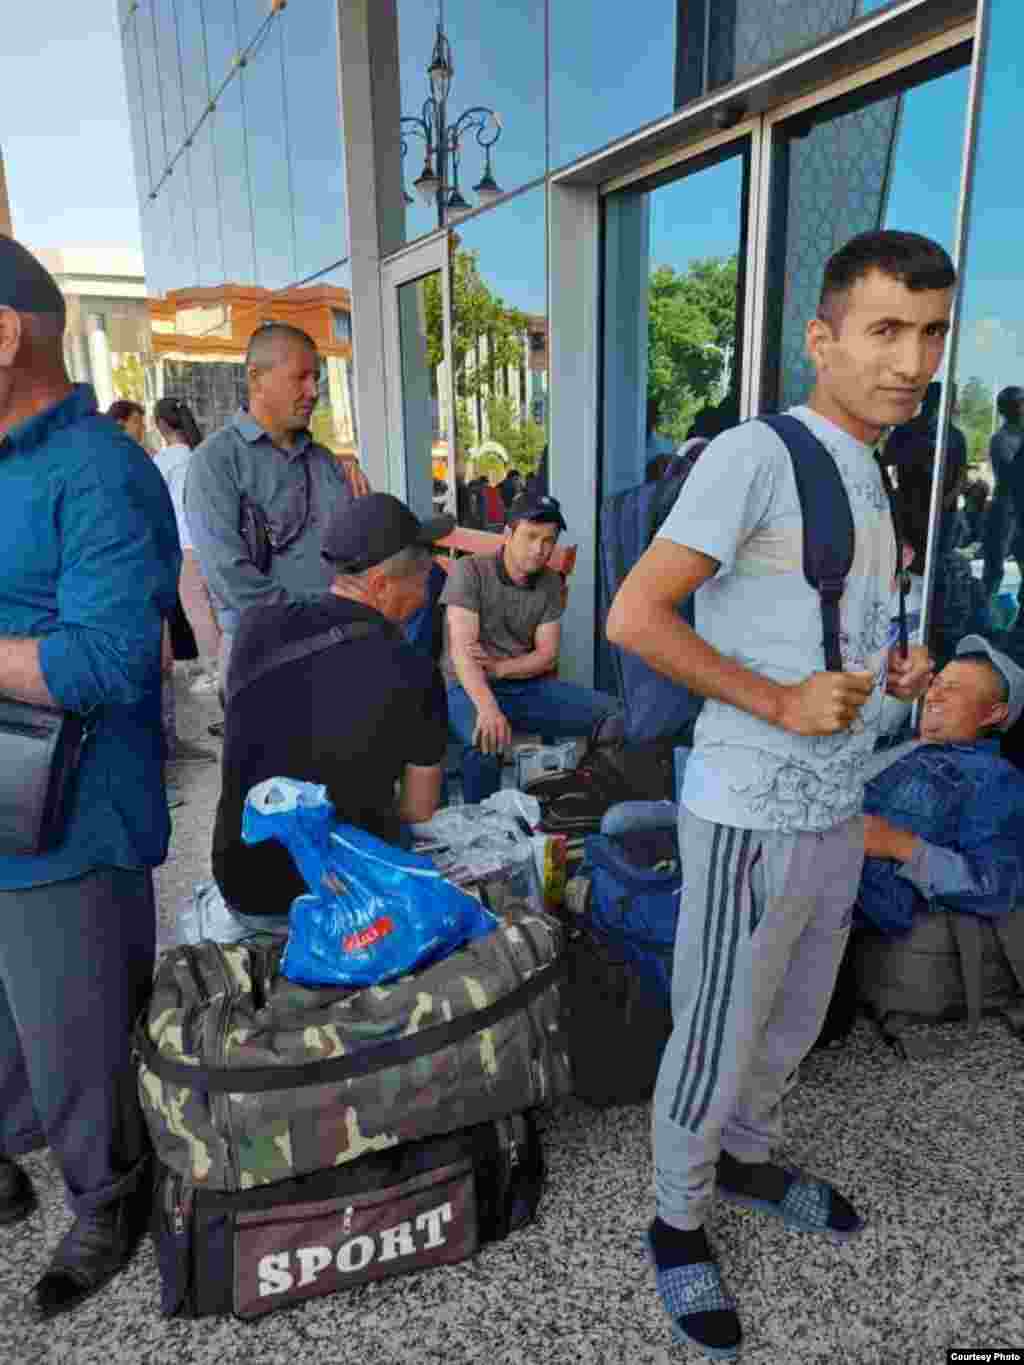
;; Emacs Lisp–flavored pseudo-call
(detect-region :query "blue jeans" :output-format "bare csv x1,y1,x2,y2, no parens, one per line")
447,678,620,804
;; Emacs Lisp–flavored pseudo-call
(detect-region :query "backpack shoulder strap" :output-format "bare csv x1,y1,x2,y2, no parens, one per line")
758,414,855,672
227,621,387,704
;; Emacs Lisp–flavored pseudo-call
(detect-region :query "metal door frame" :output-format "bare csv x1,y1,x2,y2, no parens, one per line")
380,234,455,506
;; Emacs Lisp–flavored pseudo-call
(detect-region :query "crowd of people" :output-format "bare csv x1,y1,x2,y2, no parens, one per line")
0,225,1021,1358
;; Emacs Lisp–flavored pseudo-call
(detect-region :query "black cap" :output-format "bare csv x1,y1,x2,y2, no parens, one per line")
0,238,66,319
321,492,455,572
507,491,567,532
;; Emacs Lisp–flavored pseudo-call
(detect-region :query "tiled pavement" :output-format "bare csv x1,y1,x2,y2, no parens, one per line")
1,673,1021,1365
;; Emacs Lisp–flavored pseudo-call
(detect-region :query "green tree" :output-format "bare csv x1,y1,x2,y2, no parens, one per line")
424,248,534,458
957,375,995,469
647,256,738,444
111,352,146,404
481,394,546,474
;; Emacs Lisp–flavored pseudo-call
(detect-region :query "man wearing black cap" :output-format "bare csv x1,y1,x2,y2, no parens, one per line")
0,238,179,1317
212,493,452,917
442,491,620,804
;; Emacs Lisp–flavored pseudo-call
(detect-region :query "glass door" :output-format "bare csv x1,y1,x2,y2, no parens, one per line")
381,237,455,522
601,131,757,499
760,39,973,415
761,37,975,688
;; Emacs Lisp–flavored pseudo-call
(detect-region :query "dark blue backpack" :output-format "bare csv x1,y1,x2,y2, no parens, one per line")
581,800,682,1004
598,415,906,744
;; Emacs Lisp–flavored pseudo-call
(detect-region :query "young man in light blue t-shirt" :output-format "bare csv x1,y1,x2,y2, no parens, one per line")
608,230,951,1359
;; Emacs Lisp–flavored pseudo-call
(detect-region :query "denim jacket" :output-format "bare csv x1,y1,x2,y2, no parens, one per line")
857,738,1024,936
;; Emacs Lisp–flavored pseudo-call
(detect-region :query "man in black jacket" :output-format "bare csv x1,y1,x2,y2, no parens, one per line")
213,495,453,917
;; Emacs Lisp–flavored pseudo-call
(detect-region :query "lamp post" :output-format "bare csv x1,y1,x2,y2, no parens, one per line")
400,10,504,228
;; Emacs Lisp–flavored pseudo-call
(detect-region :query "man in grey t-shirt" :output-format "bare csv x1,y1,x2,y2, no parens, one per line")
442,492,619,803
608,231,947,1359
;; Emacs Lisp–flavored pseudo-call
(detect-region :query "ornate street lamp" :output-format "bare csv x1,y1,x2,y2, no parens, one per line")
400,7,504,227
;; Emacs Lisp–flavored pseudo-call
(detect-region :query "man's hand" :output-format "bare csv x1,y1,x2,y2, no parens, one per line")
863,813,919,863
465,642,503,676
778,671,875,736
339,456,371,499
886,643,933,702
473,702,512,755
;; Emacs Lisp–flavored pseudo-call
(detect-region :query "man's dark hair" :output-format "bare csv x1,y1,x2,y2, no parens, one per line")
245,322,317,373
107,399,144,424
997,385,1024,421
818,231,956,332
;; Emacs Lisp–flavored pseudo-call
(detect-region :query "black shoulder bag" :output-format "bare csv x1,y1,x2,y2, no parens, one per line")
0,699,90,855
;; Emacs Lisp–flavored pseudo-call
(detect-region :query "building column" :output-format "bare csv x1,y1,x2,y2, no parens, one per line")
336,0,405,493
86,313,114,412
549,181,602,688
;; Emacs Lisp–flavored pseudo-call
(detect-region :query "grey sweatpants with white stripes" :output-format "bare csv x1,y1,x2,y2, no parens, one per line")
653,808,864,1231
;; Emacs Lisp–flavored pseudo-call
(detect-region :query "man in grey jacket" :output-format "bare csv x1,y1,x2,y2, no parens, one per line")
185,323,370,689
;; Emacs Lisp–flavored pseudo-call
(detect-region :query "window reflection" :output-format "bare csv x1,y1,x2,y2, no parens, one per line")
940,0,1024,698
117,2,356,466
398,271,450,522
397,0,545,245
549,0,903,174
444,188,548,528
603,149,748,495
766,53,972,735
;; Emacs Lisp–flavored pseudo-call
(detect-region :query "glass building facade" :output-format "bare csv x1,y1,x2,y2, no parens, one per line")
117,0,356,452
119,0,1023,701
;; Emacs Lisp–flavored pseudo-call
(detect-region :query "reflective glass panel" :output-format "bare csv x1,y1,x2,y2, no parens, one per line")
598,145,748,689
550,0,899,173
603,146,748,495
397,270,451,522
447,187,548,527
763,47,973,738
397,0,545,245
119,2,355,457
764,53,971,412
934,0,1024,710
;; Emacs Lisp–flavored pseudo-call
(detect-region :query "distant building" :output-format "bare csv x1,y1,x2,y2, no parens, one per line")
149,282,357,451
31,246,150,419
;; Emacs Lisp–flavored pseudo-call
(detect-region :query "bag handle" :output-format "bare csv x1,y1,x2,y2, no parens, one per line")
134,957,565,1094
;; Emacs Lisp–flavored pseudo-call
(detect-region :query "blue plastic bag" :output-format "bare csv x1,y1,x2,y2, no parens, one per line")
242,778,496,987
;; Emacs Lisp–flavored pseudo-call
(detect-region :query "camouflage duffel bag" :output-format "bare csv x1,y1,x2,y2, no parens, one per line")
135,910,568,1192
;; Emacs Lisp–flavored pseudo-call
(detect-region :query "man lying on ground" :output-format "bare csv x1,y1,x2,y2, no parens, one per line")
858,634,1024,934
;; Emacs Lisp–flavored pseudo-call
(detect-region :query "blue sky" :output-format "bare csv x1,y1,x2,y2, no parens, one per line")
2,2,1022,398
2,4,142,248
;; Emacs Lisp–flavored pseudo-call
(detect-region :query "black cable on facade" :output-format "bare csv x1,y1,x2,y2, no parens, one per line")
278,20,300,284
197,0,228,288
232,0,260,287
171,0,202,287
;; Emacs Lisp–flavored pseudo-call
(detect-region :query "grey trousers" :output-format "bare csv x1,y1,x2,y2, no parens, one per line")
0,867,156,1214
653,809,864,1230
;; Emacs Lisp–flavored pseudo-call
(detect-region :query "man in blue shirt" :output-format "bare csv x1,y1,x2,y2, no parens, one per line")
858,635,1024,934
0,239,179,1320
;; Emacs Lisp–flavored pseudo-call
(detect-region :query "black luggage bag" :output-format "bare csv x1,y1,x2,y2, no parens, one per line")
153,1114,544,1320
